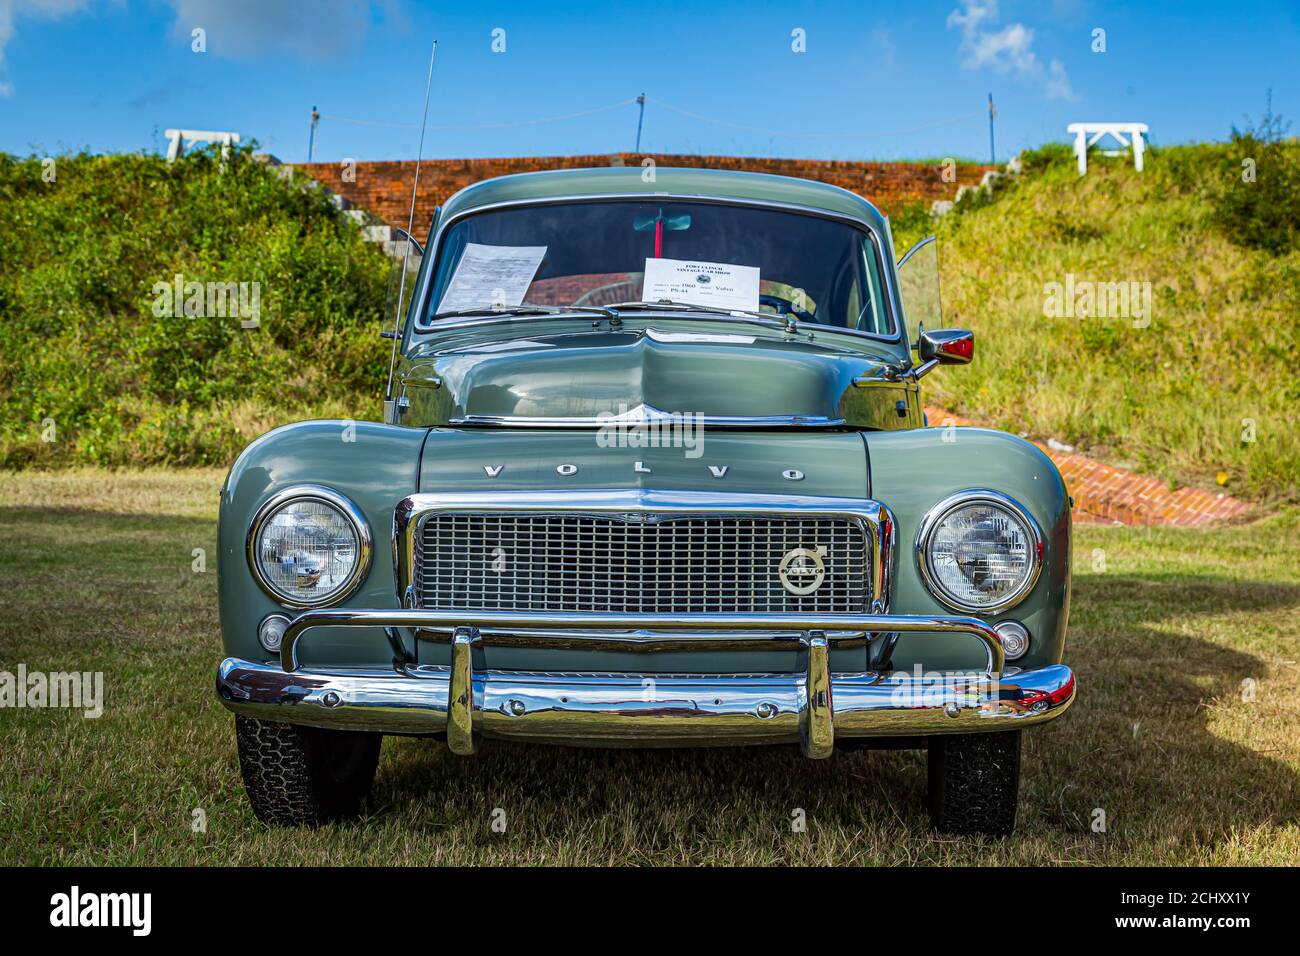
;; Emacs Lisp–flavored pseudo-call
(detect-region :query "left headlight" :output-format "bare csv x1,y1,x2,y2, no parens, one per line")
916,490,1043,613
247,485,372,608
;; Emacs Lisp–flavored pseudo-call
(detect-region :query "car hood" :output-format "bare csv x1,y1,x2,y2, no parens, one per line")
400,321,913,428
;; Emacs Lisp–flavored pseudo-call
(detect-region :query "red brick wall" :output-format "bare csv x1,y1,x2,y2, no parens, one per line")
295,153,994,238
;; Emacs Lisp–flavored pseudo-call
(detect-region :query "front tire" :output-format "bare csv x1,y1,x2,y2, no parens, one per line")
235,716,381,826
927,731,1021,836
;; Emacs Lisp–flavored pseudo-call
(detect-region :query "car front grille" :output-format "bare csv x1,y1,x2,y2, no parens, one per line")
415,513,870,614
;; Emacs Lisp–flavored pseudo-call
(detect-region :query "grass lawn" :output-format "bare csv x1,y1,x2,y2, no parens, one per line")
1,470,1297,866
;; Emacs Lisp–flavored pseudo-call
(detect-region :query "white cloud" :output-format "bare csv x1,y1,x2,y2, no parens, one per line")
946,0,999,37
947,1,1076,101
163,0,388,61
1046,58,1074,101
0,0,89,94
872,28,896,73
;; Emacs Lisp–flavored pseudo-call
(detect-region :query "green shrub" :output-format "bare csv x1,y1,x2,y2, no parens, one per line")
1017,142,1075,176
1209,106,1300,254
0,146,392,467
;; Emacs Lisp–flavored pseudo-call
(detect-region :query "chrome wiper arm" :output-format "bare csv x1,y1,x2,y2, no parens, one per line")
606,300,795,333
429,304,616,321
605,299,732,315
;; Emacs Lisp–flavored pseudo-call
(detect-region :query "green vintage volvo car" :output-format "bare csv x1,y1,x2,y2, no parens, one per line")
216,167,1074,835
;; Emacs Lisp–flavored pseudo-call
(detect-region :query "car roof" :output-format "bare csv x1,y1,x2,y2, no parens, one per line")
436,166,889,233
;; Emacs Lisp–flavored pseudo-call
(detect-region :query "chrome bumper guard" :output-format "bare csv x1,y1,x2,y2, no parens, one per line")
216,610,1075,758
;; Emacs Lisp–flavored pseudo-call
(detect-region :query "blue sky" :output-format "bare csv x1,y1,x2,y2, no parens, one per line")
1,0,1296,162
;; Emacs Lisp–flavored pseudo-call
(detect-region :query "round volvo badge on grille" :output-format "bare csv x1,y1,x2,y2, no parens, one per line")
778,546,826,596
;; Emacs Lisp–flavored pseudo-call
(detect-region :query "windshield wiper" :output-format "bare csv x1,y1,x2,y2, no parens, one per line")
606,299,734,315
606,300,796,332
429,304,616,321
428,301,799,335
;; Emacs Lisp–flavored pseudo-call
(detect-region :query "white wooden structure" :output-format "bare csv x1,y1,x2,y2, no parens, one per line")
165,129,241,162
1066,122,1149,175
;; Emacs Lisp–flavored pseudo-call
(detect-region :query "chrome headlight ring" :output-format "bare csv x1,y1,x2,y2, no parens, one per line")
246,484,373,609
914,489,1044,614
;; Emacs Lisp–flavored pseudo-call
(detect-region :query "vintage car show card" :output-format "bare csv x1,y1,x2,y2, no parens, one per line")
641,257,761,312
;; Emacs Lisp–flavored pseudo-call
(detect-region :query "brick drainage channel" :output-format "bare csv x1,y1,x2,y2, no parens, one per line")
923,406,1253,527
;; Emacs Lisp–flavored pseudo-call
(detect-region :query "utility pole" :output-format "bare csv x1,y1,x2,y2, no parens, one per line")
987,93,996,166
307,105,320,163
634,93,646,152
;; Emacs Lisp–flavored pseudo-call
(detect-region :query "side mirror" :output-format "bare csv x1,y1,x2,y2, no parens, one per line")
915,328,974,378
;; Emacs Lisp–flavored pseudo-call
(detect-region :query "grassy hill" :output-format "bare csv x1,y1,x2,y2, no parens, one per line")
0,148,391,468
1,138,1296,504
893,136,1300,505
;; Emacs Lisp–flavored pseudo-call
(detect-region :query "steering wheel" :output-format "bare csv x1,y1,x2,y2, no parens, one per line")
759,293,816,323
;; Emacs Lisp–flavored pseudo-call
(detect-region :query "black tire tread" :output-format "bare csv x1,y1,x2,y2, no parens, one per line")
927,730,1021,836
235,716,381,827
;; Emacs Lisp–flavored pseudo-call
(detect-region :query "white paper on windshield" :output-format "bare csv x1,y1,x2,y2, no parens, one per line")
436,243,548,313
641,258,760,312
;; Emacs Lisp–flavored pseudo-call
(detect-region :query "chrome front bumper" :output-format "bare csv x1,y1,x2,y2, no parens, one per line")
216,610,1075,758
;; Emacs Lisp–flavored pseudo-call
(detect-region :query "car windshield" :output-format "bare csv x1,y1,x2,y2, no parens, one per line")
423,199,893,334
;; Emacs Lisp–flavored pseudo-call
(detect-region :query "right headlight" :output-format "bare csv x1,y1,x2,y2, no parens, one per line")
916,490,1043,613
247,485,372,608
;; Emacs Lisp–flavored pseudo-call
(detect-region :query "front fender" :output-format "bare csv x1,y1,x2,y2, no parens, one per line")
865,427,1072,672
218,420,428,666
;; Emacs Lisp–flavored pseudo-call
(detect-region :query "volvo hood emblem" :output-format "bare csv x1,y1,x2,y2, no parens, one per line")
778,546,826,596
505,462,808,480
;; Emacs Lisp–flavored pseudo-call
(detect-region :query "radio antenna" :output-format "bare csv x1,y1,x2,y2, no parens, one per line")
384,38,438,414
